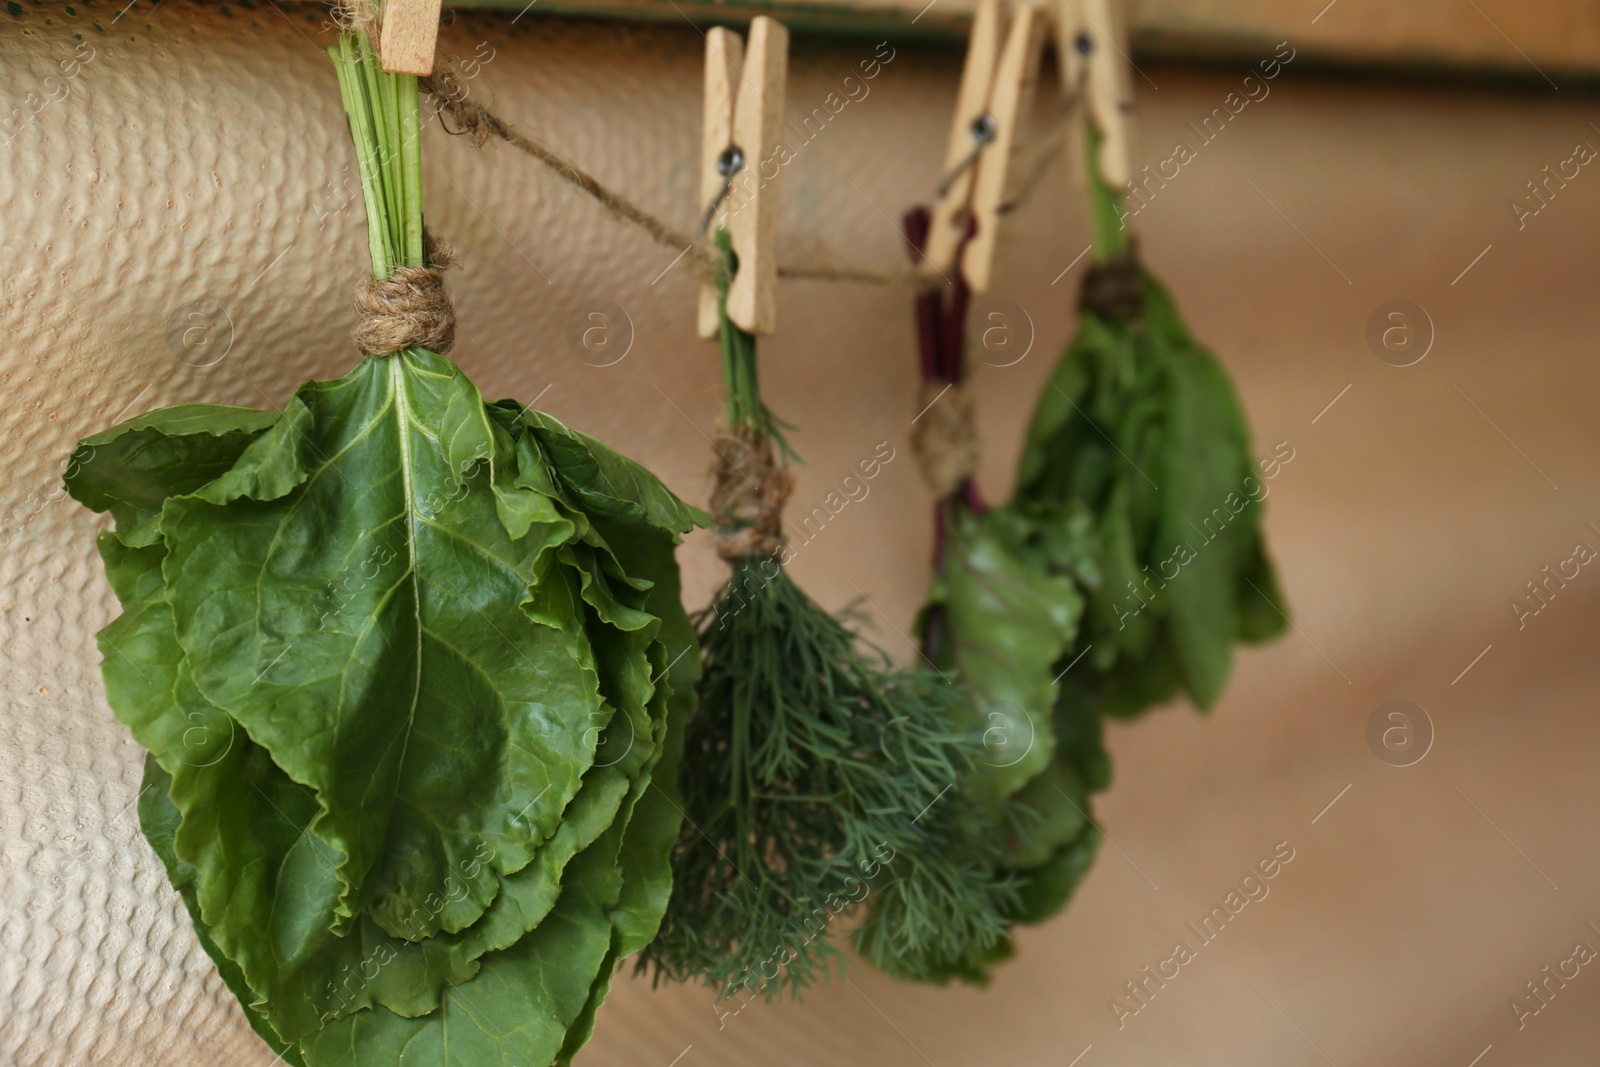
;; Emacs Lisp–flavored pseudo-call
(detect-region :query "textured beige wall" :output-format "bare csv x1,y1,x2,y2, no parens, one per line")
3,4,1599,1065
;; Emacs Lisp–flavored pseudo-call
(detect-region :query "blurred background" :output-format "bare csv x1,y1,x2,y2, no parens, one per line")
2,1,1598,1064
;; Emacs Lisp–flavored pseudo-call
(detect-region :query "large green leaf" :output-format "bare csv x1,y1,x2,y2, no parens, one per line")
1011,826,1102,925
998,760,1089,870
65,405,278,544
517,407,708,538
312,520,693,1065
159,351,604,947
71,411,350,1013
1157,342,1253,707
297,779,634,1067
557,520,701,1065
1005,670,1108,921
139,756,308,1067
936,506,1083,801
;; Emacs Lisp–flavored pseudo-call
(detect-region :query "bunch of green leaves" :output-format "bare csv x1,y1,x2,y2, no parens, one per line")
63,32,704,1066
887,122,1290,981
1014,132,1288,718
907,131,1289,979
889,501,1110,983
645,556,1010,998
856,204,1109,985
642,239,1010,999
914,134,1287,984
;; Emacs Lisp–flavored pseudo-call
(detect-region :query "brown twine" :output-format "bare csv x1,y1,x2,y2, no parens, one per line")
332,0,376,37
709,425,793,561
421,60,725,276
911,381,980,499
1078,239,1144,322
331,18,1072,291
352,237,458,356
419,57,922,287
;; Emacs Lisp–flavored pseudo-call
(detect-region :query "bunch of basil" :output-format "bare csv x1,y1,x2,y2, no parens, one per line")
62,34,703,1066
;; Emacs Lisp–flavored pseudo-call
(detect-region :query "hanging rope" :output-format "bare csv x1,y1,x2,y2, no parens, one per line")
421,63,725,275
1078,237,1144,321
419,54,1074,289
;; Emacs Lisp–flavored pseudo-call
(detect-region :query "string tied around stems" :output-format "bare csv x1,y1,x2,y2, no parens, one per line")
910,380,981,499
352,235,458,356
708,424,793,561
1077,237,1143,322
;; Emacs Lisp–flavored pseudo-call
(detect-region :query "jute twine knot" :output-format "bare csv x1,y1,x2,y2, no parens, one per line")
911,381,980,499
332,0,377,36
353,239,457,357
710,425,793,561
421,66,512,148
1078,239,1144,322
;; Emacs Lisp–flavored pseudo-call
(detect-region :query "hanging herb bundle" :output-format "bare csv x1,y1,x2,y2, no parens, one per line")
865,208,1106,986
643,232,1012,1001
893,130,1288,985
63,26,704,1066
1014,126,1288,719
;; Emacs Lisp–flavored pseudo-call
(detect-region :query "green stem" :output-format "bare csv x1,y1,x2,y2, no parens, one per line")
711,230,797,462
328,29,426,277
712,230,761,436
1085,123,1131,263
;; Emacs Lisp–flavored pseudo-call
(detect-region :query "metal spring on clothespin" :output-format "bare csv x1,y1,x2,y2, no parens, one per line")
1072,0,1136,189
697,146,747,236
936,114,998,197
923,0,1047,293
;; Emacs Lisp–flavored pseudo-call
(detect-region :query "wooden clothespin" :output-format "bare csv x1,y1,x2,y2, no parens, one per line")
923,0,1048,293
1051,0,1090,100
1067,0,1135,189
380,0,442,76
698,17,790,338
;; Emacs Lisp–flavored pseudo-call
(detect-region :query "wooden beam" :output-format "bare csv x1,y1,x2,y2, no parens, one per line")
438,0,1600,82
